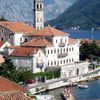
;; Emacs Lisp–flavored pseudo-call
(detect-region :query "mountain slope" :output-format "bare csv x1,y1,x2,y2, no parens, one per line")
46,0,100,29
0,0,76,23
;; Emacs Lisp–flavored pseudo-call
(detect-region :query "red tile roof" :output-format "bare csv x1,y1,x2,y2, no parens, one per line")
0,76,27,93
32,26,68,36
22,37,52,47
0,21,35,33
80,39,100,44
10,47,39,57
0,41,5,47
69,38,77,44
0,91,32,100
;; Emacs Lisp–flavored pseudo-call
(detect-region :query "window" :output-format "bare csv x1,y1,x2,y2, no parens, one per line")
66,48,68,52
56,40,57,43
66,59,68,63
72,47,74,51
51,50,53,54
63,48,65,52
48,50,49,54
54,49,56,53
77,69,79,75
61,60,62,64
72,58,74,62
40,18,42,21
58,49,59,53
20,38,22,42
1,37,3,41
63,60,65,64
40,4,42,9
48,62,49,66
54,61,56,65
2,29,4,33
69,59,71,62
60,48,62,53
60,39,62,43
37,4,39,9
9,35,10,39
51,62,53,66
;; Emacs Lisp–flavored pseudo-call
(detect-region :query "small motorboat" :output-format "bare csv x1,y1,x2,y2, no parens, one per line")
77,84,88,89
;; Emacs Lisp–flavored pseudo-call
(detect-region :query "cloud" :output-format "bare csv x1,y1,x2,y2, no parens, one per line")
44,0,73,21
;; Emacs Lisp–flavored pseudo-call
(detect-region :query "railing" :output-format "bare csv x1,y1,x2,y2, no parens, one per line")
59,43,65,47
58,53,68,58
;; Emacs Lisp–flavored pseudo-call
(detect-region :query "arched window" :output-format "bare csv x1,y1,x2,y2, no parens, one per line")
37,4,39,9
40,4,42,9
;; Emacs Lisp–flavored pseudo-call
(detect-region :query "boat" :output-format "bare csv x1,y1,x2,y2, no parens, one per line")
77,84,88,89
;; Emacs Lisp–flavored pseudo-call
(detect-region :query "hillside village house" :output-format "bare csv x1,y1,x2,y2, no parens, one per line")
0,21,36,46
0,0,89,77
5,25,89,77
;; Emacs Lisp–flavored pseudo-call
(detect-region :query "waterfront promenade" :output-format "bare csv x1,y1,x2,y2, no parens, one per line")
28,67,100,94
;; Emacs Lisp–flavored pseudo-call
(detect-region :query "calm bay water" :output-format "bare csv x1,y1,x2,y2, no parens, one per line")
64,30,100,40
46,79,100,100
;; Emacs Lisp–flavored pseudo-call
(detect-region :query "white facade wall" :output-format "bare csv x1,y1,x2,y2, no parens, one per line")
61,62,89,78
11,57,33,70
33,49,46,73
45,36,80,68
10,49,46,73
13,33,24,46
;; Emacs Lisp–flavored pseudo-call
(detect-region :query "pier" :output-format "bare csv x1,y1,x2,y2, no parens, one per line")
28,68,100,95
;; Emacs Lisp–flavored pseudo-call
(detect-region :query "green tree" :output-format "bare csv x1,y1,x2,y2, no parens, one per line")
0,57,18,82
80,41,100,61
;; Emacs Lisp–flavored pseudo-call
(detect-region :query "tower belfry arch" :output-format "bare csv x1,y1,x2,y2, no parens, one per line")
34,0,44,30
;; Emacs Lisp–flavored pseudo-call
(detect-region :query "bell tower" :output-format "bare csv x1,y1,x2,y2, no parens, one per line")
34,0,44,30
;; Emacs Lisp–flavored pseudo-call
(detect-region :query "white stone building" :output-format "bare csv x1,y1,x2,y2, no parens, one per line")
0,21,36,46
9,46,46,73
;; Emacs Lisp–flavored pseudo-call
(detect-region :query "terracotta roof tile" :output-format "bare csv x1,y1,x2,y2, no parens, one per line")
69,38,77,44
10,47,39,57
0,21,35,33
33,26,68,36
22,37,52,47
0,76,27,93
80,39,100,44
0,41,5,47
0,91,32,100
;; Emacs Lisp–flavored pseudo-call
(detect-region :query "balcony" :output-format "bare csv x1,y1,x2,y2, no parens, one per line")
59,43,65,47
58,53,68,58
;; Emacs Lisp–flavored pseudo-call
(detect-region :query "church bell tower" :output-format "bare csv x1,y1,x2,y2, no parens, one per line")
34,0,44,30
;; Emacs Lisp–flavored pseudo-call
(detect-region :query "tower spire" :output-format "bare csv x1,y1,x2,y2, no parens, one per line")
34,0,44,30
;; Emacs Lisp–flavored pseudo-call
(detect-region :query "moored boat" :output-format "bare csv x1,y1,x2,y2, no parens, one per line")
77,84,88,89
